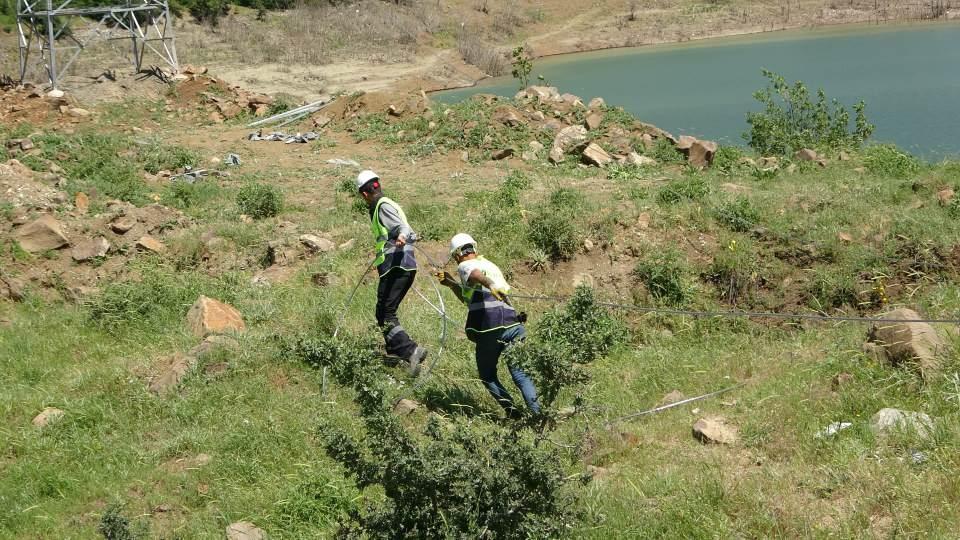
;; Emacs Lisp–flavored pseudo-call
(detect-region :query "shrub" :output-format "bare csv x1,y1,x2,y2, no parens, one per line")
651,137,686,164
529,188,584,261
806,267,859,310
289,334,580,538
98,503,145,540
714,197,761,232
634,250,693,306
863,144,921,178
706,239,760,305
711,145,746,174
236,182,283,219
536,285,628,366
656,177,710,206
744,69,874,156
162,180,220,210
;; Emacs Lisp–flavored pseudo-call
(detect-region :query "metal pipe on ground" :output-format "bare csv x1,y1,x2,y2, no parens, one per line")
247,99,332,128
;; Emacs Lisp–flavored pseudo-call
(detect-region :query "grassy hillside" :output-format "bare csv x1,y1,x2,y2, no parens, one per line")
2,82,960,538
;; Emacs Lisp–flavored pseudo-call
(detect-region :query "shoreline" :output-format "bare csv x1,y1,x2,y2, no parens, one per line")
425,17,960,95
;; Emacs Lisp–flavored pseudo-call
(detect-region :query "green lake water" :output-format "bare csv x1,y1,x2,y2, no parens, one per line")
437,23,960,160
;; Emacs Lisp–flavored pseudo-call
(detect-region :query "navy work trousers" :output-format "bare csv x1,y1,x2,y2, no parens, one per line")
474,324,540,416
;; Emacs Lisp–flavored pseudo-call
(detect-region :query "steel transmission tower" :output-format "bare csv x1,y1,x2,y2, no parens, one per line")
16,0,180,90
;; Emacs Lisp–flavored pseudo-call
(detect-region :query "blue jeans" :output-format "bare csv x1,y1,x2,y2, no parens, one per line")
474,325,540,415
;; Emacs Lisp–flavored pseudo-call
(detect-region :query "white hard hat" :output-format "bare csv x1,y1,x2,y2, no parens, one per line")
449,233,477,256
356,170,379,191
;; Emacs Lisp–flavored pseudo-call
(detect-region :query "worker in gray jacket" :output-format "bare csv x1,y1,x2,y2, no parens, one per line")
356,170,427,374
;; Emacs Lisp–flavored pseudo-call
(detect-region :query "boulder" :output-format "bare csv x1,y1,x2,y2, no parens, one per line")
110,216,136,234
394,398,420,416
188,334,239,358
226,521,266,540
867,308,945,375
74,192,89,214
794,148,819,162
660,390,685,405
67,108,90,117
32,407,64,427
0,275,26,302
15,214,69,252
560,93,584,107
528,140,545,152
338,238,355,250
584,111,603,131
588,97,605,109
149,353,197,395
524,86,561,102
582,143,613,167
676,136,718,168
692,417,738,445
492,105,524,127
71,236,110,262
299,234,335,253
491,148,514,161
937,188,955,206
626,152,657,167
186,296,245,337
548,125,588,164
870,408,934,439
136,235,165,253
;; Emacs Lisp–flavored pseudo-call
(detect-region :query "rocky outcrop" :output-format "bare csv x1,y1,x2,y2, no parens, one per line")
226,521,265,540
870,408,934,439
582,143,613,167
692,416,738,445
676,136,718,168
299,234,335,253
32,407,65,427
866,308,946,375
15,214,69,252
186,296,245,337
549,125,588,163
71,237,110,262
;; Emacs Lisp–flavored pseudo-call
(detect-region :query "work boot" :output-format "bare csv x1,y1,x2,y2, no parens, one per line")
408,346,428,377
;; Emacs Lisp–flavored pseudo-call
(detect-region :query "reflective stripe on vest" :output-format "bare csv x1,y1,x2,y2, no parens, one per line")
463,288,519,338
370,196,416,276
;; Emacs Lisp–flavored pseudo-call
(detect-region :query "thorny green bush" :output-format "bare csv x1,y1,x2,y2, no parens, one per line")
236,182,283,219
863,144,922,178
745,69,874,156
289,334,581,539
508,286,628,411
98,503,146,540
634,249,694,306
529,188,584,260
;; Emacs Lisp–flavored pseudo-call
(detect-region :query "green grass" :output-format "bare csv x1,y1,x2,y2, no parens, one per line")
4,96,960,538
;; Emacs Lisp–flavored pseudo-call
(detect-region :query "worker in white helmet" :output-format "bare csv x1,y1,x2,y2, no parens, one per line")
355,170,427,374
435,233,540,417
